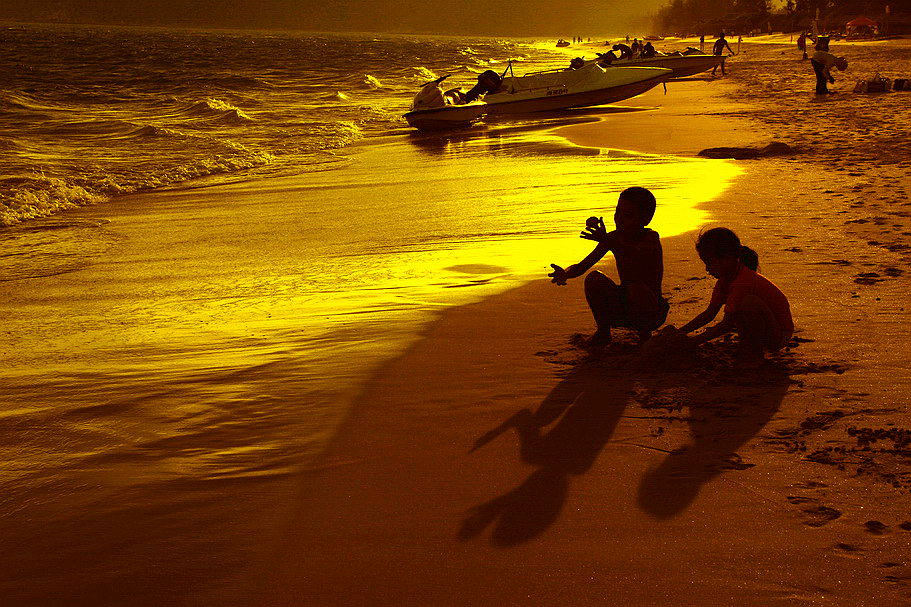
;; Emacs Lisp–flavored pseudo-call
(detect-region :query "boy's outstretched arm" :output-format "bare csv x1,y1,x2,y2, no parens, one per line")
549,241,611,284
549,218,612,285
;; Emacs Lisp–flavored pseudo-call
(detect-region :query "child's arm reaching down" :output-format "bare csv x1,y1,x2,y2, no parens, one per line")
676,299,726,343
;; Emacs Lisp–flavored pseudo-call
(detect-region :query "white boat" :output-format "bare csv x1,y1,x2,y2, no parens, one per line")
592,53,725,78
403,62,671,130
404,76,487,130
482,62,672,115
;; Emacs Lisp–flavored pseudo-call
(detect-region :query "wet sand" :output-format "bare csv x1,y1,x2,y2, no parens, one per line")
257,41,911,605
0,89,741,604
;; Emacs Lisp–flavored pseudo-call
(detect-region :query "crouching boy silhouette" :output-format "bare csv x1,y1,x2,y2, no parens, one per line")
549,186,669,345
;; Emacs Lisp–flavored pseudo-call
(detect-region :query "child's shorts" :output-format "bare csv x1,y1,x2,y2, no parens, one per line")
614,286,670,331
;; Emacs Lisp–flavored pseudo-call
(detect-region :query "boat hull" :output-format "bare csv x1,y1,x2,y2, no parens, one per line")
484,71,670,115
403,104,487,130
606,55,725,78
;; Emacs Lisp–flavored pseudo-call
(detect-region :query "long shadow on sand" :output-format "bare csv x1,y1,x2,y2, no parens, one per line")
460,357,634,546
461,348,792,545
635,365,791,519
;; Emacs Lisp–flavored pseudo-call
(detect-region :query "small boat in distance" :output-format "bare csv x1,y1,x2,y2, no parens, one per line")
556,39,570,47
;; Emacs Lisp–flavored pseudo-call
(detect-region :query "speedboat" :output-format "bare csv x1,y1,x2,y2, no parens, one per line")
403,75,487,130
482,62,672,115
592,52,725,78
402,63,671,130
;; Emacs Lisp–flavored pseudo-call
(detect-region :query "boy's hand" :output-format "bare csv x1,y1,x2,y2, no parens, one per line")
580,216,607,242
548,264,568,285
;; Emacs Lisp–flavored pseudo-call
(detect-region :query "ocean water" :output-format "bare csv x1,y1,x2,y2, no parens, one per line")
0,23,567,226
0,24,743,605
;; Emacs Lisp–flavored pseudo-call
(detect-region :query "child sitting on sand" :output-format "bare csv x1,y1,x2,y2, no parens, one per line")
668,227,793,365
548,186,668,345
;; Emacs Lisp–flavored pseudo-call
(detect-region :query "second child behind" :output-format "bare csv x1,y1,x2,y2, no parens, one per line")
549,186,669,345
672,227,793,365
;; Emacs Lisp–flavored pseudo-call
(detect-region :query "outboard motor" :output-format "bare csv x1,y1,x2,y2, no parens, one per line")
464,70,502,103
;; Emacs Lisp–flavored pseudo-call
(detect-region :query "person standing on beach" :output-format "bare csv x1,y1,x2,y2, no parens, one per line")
797,32,808,60
548,187,668,345
665,227,793,366
700,34,705,51
810,36,839,94
711,32,735,76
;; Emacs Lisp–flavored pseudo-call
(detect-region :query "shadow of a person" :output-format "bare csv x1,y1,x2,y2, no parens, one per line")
460,358,634,546
636,365,791,518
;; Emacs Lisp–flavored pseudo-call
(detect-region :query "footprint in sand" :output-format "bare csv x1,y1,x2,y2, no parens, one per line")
834,543,863,558
801,504,842,527
786,495,816,504
854,272,885,285
882,572,911,586
864,520,889,535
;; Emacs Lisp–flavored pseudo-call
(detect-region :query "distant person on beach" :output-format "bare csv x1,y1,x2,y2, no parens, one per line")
797,32,808,60
631,39,641,57
711,32,735,76
548,187,668,345
700,34,705,51
664,227,793,366
810,36,842,94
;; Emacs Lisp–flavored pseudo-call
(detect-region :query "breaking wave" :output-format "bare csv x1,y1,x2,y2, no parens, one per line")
0,26,563,226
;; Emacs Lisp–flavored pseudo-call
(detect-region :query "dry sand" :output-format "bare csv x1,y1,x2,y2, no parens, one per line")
256,41,911,605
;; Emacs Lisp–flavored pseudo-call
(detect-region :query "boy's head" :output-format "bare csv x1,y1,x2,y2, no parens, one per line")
614,186,656,231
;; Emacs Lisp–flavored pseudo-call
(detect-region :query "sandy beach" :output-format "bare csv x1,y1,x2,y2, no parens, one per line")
255,41,911,606
3,36,911,606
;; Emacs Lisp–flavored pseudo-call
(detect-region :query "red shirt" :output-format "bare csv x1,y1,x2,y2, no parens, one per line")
710,266,794,335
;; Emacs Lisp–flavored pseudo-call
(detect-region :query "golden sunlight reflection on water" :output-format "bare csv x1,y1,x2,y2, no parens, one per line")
0,122,742,604
3,125,742,475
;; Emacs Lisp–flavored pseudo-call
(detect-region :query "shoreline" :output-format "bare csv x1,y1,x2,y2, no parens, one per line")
254,51,911,606
0,77,746,605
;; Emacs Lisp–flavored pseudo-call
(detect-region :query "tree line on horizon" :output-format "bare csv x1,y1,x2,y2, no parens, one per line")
653,0,911,36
